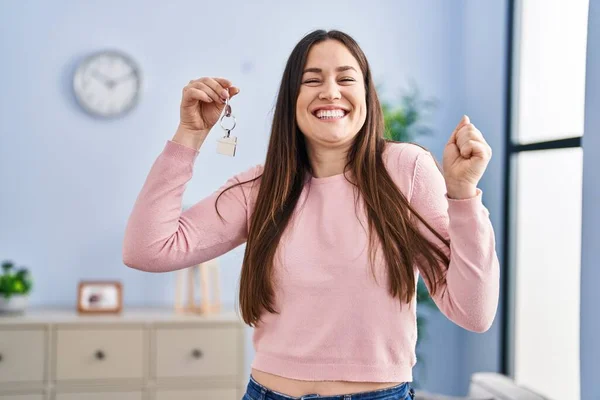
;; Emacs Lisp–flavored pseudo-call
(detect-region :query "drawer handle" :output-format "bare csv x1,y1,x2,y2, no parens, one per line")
191,349,203,359
95,350,105,360
0,353,3,362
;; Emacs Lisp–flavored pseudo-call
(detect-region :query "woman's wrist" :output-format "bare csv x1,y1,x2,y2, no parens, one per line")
172,125,208,151
446,184,478,200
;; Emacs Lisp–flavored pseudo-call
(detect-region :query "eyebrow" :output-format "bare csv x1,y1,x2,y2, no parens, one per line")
302,65,358,74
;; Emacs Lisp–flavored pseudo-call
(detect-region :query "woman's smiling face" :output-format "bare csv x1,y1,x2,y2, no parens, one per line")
295,39,367,149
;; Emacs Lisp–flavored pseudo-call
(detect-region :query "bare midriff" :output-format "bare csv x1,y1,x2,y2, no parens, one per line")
251,368,404,397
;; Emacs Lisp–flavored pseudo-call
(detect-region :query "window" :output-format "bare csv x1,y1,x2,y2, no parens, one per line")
504,0,589,398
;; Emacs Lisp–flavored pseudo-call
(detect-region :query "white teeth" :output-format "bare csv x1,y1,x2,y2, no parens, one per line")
315,109,346,119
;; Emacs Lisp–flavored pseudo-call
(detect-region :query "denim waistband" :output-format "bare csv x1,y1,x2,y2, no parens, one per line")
244,375,415,400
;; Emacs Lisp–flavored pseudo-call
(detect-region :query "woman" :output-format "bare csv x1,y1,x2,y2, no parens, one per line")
123,29,499,400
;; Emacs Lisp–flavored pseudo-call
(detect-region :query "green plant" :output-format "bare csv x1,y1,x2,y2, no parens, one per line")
381,80,438,143
380,81,439,386
0,260,33,299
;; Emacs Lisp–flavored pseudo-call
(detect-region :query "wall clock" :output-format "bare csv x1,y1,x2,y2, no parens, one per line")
73,50,142,118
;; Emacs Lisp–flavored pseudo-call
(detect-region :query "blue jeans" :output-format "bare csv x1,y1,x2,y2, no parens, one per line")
243,375,415,400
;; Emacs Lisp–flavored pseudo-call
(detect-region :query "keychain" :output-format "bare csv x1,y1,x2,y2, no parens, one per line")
216,96,237,157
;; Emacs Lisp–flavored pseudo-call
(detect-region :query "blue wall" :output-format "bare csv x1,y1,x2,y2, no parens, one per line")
580,1,600,399
457,0,509,391
0,0,512,396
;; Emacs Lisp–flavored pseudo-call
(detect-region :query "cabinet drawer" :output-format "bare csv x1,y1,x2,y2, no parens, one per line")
0,395,45,400
0,329,46,383
154,327,239,378
55,392,142,400
55,327,144,381
155,388,237,400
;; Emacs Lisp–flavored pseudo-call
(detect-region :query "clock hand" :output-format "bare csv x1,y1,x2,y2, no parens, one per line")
113,71,136,85
90,69,117,89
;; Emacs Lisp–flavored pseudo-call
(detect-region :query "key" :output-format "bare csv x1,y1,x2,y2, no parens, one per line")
217,97,238,157
217,134,237,156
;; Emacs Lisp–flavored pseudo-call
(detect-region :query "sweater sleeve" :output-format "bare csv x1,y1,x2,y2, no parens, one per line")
409,150,500,333
122,140,262,273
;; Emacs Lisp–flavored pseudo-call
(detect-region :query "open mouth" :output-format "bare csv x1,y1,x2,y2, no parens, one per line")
312,109,349,121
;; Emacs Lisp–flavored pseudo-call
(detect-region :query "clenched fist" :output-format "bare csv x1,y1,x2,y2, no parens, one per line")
442,115,493,199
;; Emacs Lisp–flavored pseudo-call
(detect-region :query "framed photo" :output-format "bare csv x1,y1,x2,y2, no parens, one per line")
77,281,123,314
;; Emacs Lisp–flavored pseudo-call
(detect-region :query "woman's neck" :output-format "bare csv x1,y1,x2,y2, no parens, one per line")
306,142,351,178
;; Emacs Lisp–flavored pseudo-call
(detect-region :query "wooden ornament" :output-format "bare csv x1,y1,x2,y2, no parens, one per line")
174,258,221,314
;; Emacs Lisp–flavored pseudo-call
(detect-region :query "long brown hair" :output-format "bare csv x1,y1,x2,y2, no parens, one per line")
217,29,449,327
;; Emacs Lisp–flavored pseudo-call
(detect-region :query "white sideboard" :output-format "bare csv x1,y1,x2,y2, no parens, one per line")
0,308,247,400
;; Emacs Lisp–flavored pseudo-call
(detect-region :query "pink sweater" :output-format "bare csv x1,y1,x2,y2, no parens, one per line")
123,139,500,383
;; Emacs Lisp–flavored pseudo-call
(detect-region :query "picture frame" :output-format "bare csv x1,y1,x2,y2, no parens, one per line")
77,281,123,314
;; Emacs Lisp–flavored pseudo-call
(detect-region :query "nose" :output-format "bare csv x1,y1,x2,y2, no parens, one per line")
318,80,341,100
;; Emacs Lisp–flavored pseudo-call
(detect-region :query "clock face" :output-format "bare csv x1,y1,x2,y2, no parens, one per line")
73,50,141,118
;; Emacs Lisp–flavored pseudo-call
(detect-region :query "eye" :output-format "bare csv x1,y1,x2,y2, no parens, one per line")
302,78,356,84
